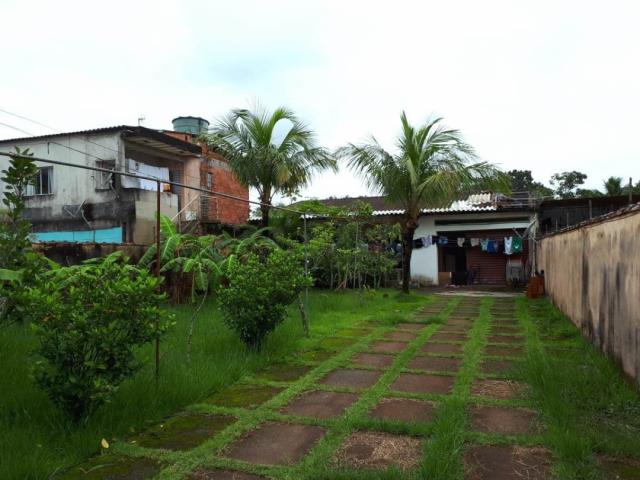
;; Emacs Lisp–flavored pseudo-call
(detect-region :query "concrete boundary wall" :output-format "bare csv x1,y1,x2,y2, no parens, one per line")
537,204,640,384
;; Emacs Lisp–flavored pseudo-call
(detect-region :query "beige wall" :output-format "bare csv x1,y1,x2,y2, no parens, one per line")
538,206,640,384
132,190,179,244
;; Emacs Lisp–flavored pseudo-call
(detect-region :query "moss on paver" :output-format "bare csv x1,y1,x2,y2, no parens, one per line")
134,413,236,451
205,384,284,409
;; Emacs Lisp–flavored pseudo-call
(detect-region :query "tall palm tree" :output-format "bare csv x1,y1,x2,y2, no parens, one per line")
603,176,623,196
339,112,507,293
204,105,336,227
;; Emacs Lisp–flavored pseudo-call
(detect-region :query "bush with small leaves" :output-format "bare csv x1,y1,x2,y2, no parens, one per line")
29,253,173,422
218,249,311,349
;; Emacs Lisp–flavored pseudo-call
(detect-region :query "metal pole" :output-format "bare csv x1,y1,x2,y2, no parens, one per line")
588,199,593,219
303,214,309,308
629,177,633,205
155,180,161,383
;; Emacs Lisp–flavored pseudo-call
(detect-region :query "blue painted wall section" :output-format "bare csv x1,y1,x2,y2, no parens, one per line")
32,227,123,244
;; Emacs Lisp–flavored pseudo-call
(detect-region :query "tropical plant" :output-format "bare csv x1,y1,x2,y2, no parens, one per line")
139,215,280,357
203,104,337,227
603,176,624,196
339,112,507,292
218,249,312,349
29,253,171,422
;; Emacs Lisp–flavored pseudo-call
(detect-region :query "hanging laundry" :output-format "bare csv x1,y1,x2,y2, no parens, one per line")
513,236,523,253
438,236,449,246
480,238,489,251
422,236,434,247
504,236,513,255
470,238,480,247
413,237,424,248
457,237,465,247
487,240,498,253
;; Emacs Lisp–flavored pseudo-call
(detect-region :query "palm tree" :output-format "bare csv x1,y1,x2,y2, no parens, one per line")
204,105,337,227
603,176,623,196
339,112,507,293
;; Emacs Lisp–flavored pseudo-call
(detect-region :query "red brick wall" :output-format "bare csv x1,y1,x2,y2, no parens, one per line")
161,131,249,225
200,151,249,225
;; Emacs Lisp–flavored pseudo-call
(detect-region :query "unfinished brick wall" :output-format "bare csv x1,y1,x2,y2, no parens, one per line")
537,205,640,384
200,152,249,225
162,131,249,225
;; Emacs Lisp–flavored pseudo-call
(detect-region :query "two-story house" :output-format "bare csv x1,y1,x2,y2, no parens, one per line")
0,116,249,244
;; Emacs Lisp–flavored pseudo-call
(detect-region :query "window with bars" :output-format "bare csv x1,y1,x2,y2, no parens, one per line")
95,160,116,190
26,167,53,196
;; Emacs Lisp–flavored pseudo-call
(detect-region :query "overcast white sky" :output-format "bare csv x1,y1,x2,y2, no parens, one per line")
1,0,639,201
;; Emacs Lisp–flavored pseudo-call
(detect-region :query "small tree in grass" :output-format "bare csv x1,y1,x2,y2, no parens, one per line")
29,253,172,422
218,249,311,349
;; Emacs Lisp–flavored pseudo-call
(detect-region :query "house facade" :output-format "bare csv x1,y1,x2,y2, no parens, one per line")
0,117,249,244
314,194,537,286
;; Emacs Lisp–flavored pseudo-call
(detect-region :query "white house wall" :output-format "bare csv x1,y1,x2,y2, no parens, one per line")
410,212,534,285
0,132,123,217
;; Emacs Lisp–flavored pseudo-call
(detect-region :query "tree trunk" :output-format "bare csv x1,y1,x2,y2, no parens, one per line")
401,226,416,293
298,293,309,336
260,204,270,229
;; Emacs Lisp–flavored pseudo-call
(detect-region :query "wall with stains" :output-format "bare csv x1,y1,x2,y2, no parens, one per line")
537,205,640,384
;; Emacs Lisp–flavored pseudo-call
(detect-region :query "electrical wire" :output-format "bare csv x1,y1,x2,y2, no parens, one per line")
0,151,305,215
0,107,123,157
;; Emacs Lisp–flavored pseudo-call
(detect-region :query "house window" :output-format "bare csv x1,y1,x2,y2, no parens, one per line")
26,167,53,196
206,172,213,189
95,160,116,190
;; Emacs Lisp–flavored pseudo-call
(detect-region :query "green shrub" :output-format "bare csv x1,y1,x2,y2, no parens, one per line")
28,253,172,422
218,249,311,349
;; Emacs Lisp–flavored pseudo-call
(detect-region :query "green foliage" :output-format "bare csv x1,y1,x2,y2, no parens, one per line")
139,214,277,303
603,176,624,196
28,253,172,422
507,169,553,198
0,147,37,269
0,148,57,324
550,170,588,199
338,112,506,292
218,249,311,349
202,103,336,226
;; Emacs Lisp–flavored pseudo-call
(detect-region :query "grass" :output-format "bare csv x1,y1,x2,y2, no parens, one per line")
0,289,428,480
517,298,640,479
3,291,640,479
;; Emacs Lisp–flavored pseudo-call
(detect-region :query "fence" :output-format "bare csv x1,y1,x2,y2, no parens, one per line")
537,203,640,384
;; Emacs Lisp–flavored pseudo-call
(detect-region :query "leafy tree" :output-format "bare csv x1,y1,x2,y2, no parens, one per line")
603,176,624,196
506,169,553,198
203,104,337,228
0,147,38,271
0,147,57,324
575,188,602,198
29,253,172,422
339,112,507,293
218,249,311,349
550,171,587,199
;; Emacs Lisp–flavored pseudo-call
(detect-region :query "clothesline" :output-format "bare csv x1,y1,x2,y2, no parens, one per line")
414,234,524,255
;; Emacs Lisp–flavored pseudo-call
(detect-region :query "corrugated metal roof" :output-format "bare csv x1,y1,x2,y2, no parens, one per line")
300,194,500,217
307,193,500,217
0,125,202,155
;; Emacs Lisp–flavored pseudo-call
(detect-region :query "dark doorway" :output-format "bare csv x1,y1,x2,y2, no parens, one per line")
442,246,468,285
